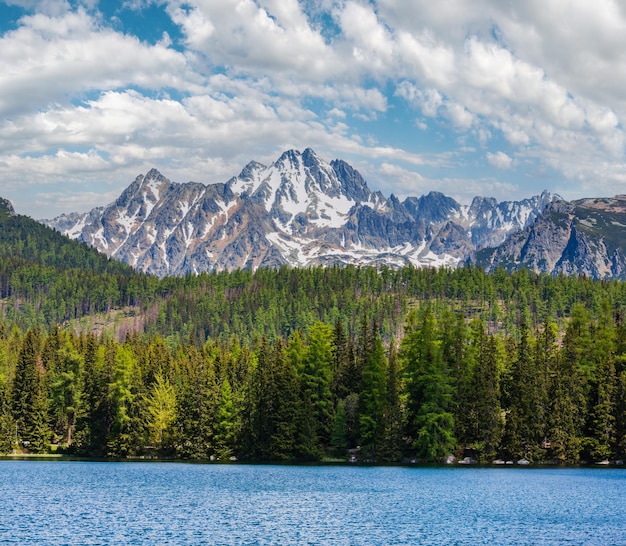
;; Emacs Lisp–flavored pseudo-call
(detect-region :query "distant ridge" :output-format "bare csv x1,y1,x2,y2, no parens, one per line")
472,196,626,279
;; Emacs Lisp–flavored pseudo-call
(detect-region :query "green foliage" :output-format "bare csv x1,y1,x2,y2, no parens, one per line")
144,373,177,451
358,333,387,456
3,251,626,462
49,337,84,446
400,307,456,461
107,345,137,456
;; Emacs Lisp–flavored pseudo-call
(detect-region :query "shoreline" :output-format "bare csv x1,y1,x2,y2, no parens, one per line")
1,454,625,468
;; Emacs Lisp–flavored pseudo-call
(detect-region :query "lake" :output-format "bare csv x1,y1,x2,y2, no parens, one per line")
0,461,624,545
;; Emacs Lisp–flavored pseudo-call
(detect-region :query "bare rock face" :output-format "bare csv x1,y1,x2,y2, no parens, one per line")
472,198,626,279
0,198,15,217
44,149,558,277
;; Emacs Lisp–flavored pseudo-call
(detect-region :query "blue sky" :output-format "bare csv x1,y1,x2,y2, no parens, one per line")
1,0,626,219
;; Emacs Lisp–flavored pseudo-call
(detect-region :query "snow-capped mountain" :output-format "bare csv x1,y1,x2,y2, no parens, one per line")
472,196,626,279
45,149,559,277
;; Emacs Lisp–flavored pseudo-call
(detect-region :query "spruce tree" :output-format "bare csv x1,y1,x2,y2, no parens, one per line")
298,322,334,457
11,328,48,452
358,333,387,458
400,308,455,461
586,303,617,461
380,341,402,461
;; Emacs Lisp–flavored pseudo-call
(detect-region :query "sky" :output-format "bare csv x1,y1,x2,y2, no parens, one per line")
1,0,626,219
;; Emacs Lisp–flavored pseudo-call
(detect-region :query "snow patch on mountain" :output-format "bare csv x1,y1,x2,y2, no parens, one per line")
44,149,559,277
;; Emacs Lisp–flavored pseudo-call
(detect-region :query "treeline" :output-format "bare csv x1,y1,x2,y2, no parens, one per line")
5,201,626,344
148,265,626,344
1,299,625,464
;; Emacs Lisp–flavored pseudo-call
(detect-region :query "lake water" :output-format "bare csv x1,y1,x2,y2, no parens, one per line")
0,461,624,545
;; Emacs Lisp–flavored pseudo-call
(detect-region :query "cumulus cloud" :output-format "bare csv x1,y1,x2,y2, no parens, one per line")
0,9,194,119
2,0,626,218
487,151,513,170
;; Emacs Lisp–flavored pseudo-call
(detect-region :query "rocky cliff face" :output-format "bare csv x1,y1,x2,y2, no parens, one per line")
45,149,558,277
472,197,626,279
0,198,15,218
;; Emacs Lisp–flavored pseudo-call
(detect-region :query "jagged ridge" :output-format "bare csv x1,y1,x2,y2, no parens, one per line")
472,197,626,279
45,149,559,277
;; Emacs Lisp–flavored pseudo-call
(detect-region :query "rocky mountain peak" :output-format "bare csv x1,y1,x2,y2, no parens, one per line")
44,149,559,277
403,191,462,224
330,159,372,203
472,194,626,279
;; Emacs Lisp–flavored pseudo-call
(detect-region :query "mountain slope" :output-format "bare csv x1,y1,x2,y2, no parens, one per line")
0,201,134,276
45,149,557,277
472,197,626,279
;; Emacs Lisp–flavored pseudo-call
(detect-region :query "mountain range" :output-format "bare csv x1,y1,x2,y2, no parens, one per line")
472,196,626,278
45,148,563,277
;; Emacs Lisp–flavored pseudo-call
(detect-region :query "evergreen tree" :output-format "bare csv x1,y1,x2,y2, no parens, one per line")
144,373,177,453
445,315,475,451
107,344,137,456
11,328,48,452
331,319,355,401
473,335,503,461
77,339,113,456
380,340,402,461
502,318,544,460
298,322,334,458
358,332,387,458
586,303,617,461
268,339,299,459
330,398,348,456
0,341,16,453
547,313,587,462
213,378,237,460
400,308,455,461
49,337,84,447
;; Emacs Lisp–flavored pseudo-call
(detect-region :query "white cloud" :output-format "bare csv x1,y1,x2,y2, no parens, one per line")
0,9,195,119
338,2,394,72
487,151,513,170
377,161,517,204
166,0,338,79
3,0,626,218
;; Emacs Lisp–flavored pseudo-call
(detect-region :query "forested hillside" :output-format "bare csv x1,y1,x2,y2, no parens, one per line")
1,208,626,463
1,298,625,464
0,204,158,328
2,264,626,462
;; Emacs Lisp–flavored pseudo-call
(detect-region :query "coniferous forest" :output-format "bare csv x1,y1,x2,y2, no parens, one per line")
2,209,626,464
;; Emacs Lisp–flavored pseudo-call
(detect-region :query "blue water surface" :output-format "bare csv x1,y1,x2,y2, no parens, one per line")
0,461,624,545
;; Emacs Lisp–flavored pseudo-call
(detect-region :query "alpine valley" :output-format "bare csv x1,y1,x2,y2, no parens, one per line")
45,148,561,277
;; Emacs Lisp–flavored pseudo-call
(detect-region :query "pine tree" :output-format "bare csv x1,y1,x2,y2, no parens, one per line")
473,335,503,461
358,333,387,458
330,398,348,456
380,340,402,461
268,339,299,459
0,341,16,453
298,322,334,458
78,338,113,456
11,328,48,452
586,302,617,461
400,308,455,461
547,313,587,462
502,318,544,460
213,378,237,460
